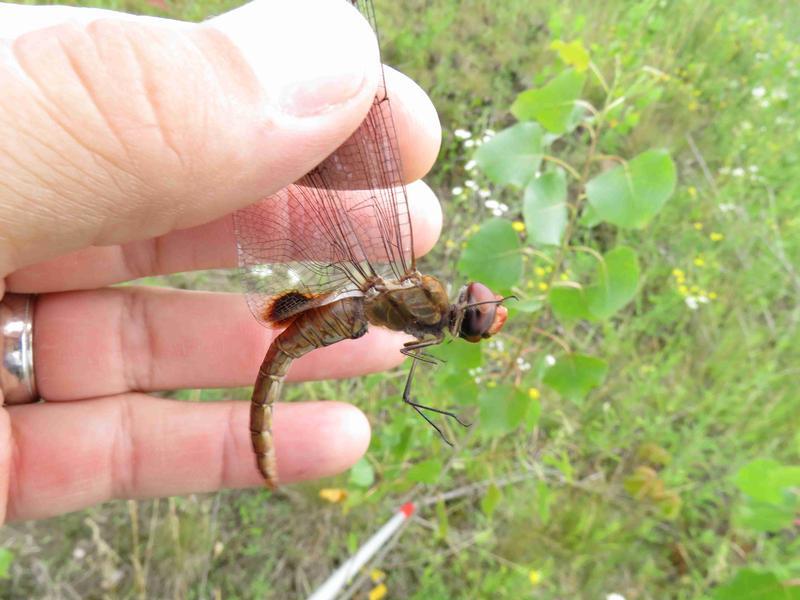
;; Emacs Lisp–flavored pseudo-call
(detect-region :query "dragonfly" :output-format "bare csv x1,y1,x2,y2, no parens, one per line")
234,0,510,489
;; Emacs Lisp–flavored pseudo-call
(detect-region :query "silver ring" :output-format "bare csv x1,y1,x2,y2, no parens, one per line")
0,293,39,405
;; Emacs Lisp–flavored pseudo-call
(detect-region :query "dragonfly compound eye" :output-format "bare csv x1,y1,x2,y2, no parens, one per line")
459,282,507,342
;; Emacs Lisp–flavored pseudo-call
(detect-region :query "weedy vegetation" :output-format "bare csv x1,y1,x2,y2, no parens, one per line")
2,0,799,598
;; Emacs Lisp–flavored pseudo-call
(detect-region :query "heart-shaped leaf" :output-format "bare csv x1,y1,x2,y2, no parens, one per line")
474,123,544,187
543,354,608,402
523,169,569,246
512,69,586,134
479,385,534,435
585,246,640,319
457,218,523,291
549,286,590,322
586,149,676,229
406,459,443,484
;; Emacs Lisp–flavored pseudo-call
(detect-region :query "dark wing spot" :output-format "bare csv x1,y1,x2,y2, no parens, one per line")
263,291,317,326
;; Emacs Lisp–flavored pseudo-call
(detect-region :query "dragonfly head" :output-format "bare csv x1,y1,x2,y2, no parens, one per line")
452,282,510,343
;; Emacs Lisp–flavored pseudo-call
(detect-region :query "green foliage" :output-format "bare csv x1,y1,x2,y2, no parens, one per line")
732,459,800,533
711,569,800,600
542,354,608,402
511,69,586,133
586,149,677,229
523,169,568,246
457,218,523,291
474,123,544,187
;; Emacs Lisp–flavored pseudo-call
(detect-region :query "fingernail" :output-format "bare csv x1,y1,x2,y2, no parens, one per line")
209,0,375,117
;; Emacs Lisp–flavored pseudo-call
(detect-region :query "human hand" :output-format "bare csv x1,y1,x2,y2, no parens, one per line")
0,0,441,522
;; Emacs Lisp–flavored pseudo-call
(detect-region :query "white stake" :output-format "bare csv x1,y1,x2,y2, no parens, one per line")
308,502,416,600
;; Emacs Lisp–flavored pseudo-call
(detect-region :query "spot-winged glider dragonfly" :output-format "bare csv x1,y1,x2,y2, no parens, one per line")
234,0,511,488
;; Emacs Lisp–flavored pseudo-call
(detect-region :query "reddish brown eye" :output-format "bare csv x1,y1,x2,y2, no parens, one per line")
459,282,502,342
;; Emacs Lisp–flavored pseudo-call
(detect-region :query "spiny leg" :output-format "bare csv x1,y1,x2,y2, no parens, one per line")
401,358,471,446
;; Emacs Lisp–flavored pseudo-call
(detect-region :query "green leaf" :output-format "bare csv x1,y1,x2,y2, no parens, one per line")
586,149,677,229
481,484,503,518
407,459,443,484
549,286,591,322
511,297,544,314
535,481,553,524
479,385,533,435
734,459,800,504
543,354,608,402
475,122,544,187
348,458,375,488
585,246,640,319
735,497,798,532
523,169,569,246
512,69,586,134
0,548,12,580
550,39,590,72
712,569,800,600
457,218,523,291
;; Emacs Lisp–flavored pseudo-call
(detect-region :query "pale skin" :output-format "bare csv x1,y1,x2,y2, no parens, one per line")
0,0,442,523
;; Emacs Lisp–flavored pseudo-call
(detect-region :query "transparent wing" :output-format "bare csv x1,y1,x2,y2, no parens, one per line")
234,0,414,327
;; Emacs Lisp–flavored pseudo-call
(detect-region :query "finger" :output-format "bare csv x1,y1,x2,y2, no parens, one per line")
4,396,370,522
0,0,395,276
34,287,415,401
7,180,442,292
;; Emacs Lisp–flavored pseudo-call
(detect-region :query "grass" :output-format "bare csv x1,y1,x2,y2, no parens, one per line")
2,0,799,598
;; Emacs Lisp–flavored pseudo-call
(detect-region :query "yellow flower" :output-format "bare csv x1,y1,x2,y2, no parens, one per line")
487,380,497,388
687,186,697,198
710,232,724,241
693,257,705,267
560,273,569,281
690,285,700,294
693,222,703,230
469,224,480,234
526,280,534,289
512,221,526,232
538,282,549,291
370,569,386,583
671,268,685,278
528,388,541,400
369,583,388,600
529,570,542,586
708,292,718,300
445,239,456,249
319,488,348,503
534,267,546,277
678,285,689,296
688,100,699,111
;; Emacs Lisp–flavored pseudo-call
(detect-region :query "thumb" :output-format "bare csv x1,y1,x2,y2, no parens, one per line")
0,0,379,275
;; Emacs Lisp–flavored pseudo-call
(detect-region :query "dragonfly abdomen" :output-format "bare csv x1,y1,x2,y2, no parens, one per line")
250,297,368,487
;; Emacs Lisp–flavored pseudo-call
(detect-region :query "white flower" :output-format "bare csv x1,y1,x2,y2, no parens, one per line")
451,186,464,195
465,179,479,190
718,203,736,213
685,296,699,310
492,208,503,216
499,203,509,213
772,88,788,101
731,167,745,177
464,139,476,148
478,189,491,198
751,86,766,98
454,128,472,140
606,594,626,600
484,199,500,210
760,99,770,108
545,354,556,366
73,547,86,560
748,165,759,173
465,159,478,171
484,128,496,137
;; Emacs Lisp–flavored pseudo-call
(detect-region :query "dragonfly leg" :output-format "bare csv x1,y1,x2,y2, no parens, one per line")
401,358,471,447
